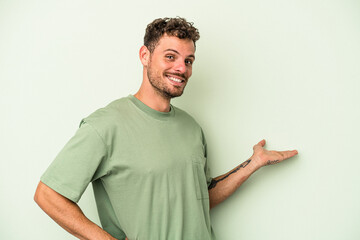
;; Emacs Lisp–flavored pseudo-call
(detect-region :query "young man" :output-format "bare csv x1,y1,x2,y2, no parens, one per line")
34,17,298,240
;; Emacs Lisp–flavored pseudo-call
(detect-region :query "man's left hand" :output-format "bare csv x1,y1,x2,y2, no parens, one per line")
251,139,298,168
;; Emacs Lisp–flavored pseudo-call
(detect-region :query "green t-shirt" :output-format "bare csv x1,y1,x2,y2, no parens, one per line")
41,95,216,240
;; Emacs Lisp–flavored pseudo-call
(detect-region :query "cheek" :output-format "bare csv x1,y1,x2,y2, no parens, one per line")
156,62,172,73
151,62,168,75
164,62,175,70
187,68,192,77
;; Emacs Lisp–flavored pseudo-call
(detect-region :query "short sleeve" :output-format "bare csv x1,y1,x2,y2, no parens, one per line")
41,121,108,203
201,128,213,186
204,151,213,187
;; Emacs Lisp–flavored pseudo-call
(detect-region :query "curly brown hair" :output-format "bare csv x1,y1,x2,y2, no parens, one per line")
144,17,200,53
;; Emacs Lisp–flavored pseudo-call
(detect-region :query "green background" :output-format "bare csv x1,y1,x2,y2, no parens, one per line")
1,0,359,239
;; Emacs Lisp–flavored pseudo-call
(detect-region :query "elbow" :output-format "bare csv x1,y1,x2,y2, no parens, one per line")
34,181,48,209
208,192,218,210
34,188,42,206
209,201,218,210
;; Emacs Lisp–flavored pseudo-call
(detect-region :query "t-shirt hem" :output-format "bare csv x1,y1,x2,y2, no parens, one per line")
40,176,81,203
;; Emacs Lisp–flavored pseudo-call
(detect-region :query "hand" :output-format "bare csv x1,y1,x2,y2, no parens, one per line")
252,139,298,168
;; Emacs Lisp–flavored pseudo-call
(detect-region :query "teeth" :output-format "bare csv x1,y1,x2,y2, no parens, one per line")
168,76,183,83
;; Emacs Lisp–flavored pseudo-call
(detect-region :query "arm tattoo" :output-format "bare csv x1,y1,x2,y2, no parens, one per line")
208,159,251,190
266,160,280,165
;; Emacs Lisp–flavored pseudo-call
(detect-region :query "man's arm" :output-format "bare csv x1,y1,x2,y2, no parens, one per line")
208,139,298,209
34,181,118,240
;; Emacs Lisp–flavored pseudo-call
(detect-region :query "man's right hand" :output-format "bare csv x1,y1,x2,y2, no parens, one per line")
34,181,118,240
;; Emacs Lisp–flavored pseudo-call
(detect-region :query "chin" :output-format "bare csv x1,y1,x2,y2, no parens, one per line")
163,89,185,99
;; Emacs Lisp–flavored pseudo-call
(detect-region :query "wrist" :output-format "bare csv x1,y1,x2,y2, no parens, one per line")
250,155,264,170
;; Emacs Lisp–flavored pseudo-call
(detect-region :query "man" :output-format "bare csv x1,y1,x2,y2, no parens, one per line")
34,17,298,240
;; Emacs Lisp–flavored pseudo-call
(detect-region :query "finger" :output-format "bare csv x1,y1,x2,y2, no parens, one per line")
279,150,298,160
253,139,266,150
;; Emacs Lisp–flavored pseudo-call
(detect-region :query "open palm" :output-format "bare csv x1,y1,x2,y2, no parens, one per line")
252,139,298,167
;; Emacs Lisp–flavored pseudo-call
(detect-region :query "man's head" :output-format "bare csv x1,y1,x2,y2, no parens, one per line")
139,17,200,100
144,17,200,53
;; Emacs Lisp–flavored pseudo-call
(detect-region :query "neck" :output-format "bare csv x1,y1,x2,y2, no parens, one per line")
134,91,171,112
134,67,172,112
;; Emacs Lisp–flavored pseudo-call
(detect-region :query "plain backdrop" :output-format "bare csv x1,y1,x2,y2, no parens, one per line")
1,0,359,239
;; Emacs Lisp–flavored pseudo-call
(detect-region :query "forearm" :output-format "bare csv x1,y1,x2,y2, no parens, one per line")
208,157,262,209
34,181,117,240
208,139,298,209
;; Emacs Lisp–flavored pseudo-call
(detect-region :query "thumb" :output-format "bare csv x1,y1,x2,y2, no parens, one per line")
253,139,266,150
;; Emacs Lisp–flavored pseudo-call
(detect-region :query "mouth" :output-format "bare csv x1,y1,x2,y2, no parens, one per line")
165,74,186,86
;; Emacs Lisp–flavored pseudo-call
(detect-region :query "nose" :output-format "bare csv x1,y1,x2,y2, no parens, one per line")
174,60,186,74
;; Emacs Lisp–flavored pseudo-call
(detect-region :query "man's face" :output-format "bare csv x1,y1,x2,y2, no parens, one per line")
146,35,195,99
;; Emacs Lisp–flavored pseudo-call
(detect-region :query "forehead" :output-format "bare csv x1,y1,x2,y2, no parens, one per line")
154,35,195,56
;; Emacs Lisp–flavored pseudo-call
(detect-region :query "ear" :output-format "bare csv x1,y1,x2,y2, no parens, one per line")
139,45,150,67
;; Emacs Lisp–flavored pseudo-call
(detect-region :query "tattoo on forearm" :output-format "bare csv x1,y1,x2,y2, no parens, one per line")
208,159,251,190
266,160,280,165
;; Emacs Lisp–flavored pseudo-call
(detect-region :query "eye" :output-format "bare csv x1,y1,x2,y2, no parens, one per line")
185,59,193,66
165,55,175,60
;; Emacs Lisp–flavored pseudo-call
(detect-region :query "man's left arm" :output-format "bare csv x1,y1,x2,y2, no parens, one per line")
208,139,298,209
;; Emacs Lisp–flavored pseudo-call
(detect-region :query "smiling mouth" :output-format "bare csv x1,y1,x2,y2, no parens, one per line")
166,74,186,84
166,75,185,83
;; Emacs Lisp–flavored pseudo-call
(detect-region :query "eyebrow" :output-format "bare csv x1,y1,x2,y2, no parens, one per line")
164,49,195,60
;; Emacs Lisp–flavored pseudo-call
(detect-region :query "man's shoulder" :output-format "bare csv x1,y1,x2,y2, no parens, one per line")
79,96,133,131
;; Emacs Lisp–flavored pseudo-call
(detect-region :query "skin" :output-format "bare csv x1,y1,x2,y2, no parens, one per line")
34,34,298,239
134,34,195,112
34,182,118,240
208,139,298,209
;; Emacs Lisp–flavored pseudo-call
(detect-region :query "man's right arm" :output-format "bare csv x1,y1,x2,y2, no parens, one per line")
34,181,117,240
